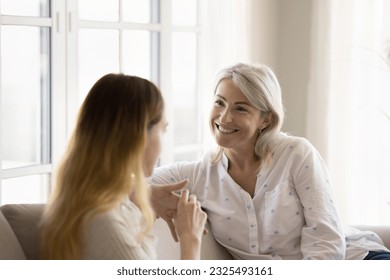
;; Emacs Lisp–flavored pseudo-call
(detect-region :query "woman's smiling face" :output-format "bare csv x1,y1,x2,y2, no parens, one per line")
209,79,268,151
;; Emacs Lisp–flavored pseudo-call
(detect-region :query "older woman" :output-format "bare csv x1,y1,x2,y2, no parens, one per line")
151,63,390,260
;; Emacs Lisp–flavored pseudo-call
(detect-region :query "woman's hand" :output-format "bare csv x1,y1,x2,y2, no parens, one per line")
150,180,188,241
174,189,207,260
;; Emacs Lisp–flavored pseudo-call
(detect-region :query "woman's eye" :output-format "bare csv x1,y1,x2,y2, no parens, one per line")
214,100,224,106
236,106,247,112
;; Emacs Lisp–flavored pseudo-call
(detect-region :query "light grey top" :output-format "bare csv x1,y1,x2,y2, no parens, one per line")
83,197,156,260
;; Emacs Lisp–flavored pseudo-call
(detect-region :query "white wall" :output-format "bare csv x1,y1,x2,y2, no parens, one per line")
249,0,312,138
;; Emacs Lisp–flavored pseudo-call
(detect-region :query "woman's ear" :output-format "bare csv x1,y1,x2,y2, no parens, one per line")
260,112,273,130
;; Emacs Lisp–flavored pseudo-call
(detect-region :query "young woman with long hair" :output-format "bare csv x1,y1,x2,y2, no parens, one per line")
41,73,206,259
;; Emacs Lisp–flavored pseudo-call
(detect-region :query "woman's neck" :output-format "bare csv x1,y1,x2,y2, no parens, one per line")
224,148,260,172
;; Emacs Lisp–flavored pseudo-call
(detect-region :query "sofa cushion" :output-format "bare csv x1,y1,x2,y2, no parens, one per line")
0,211,26,259
0,204,44,260
354,225,390,250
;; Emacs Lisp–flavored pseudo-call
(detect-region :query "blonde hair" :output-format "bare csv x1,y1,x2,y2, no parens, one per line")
211,63,284,164
40,74,164,259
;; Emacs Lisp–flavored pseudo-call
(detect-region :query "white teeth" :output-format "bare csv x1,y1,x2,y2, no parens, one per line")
217,124,236,133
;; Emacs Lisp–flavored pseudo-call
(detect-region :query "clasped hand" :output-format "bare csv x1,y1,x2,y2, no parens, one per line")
150,179,208,242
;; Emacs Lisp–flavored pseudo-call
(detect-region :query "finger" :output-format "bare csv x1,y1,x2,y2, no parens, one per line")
174,179,189,189
179,189,189,204
170,181,189,198
171,189,185,198
188,194,196,203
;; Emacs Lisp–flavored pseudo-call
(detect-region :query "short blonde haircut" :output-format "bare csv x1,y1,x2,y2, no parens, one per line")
211,63,284,164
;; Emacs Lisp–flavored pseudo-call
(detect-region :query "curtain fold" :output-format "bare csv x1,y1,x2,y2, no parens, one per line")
308,0,390,225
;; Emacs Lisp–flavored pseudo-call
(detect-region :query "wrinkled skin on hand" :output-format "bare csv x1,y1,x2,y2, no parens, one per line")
150,180,188,241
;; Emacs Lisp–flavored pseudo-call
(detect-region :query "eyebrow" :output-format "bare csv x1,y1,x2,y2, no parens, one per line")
215,94,252,106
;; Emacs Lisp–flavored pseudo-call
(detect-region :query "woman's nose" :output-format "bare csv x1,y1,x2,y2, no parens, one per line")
220,108,232,123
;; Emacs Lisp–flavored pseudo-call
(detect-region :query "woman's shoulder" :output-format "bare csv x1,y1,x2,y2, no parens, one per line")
86,199,149,247
274,132,315,153
83,199,156,259
90,199,142,231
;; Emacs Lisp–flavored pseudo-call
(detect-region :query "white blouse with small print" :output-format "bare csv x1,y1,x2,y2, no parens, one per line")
151,133,389,259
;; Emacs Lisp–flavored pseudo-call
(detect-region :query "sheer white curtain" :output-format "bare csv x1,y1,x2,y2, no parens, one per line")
308,0,390,225
198,0,279,150
198,0,254,150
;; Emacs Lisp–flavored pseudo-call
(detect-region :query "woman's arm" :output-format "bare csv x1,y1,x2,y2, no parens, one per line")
150,179,188,241
293,140,345,259
174,189,207,260
149,160,204,241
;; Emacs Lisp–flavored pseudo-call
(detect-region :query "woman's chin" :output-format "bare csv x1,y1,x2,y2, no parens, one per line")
214,138,232,149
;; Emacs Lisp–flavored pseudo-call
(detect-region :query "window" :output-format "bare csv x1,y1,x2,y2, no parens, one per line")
171,0,201,162
75,0,201,164
0,0,53,204
77,0,160,103
0,0,202,204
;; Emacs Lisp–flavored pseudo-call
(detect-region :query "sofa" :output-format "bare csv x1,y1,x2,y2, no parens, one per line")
1,203,389,260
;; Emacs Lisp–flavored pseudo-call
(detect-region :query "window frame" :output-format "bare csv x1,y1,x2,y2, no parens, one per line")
0,0,69,204
0,0,204,204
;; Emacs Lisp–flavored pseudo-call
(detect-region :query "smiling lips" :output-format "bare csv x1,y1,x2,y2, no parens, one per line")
216,123,238,134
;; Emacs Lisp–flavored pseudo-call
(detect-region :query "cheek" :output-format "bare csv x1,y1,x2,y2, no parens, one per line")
209,108,218,125
150,130,164,163
149,134,160,157
154,134,162,157
143,131,161,170
248,119,262,134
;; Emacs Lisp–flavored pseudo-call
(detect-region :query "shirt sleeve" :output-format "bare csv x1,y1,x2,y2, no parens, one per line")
292,139,346,259
150,160,204,194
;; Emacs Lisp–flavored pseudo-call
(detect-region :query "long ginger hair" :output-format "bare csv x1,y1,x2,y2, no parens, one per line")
41,74,164,259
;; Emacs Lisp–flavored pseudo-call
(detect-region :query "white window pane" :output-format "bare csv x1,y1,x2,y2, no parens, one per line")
78,29,119,104
122,30,153,80
172,32,197,145
79,0,119,21
172,0,197,26
1,174,49,204
122,0,154,23
1,26,51,169
0,0,50,17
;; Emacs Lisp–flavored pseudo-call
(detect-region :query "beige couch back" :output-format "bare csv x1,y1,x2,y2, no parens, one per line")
0,204,231,260
0,204,43,259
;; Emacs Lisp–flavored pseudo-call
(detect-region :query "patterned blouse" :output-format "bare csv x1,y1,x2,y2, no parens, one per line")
151,133,389,259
